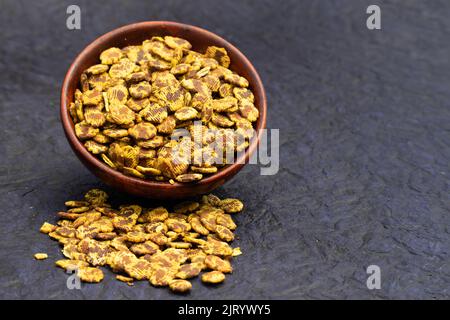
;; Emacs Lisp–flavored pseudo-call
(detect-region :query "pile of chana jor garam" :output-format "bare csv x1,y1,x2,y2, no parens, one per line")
37,189,243,293
70,35,259,183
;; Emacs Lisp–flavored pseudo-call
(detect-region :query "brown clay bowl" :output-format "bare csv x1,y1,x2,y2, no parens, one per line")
61,21,267,199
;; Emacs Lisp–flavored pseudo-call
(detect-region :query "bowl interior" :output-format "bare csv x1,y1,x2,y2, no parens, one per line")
61,21,266,198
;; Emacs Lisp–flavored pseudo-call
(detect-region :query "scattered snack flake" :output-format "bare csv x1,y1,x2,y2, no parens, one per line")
116,275,135,286
40,222,57,234
34,253,48,260
70,36,259,183
39,189,243,293
169,279,192,293
201,270,226,284
77,267,104,283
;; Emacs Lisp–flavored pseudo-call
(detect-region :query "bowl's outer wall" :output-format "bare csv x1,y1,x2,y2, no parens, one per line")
61,21,267,199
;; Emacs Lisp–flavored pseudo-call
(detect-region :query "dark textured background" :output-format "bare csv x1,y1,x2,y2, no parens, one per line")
0,0,449,300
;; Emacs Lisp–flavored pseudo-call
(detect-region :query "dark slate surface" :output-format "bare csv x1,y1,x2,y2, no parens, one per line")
0,0,449,300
